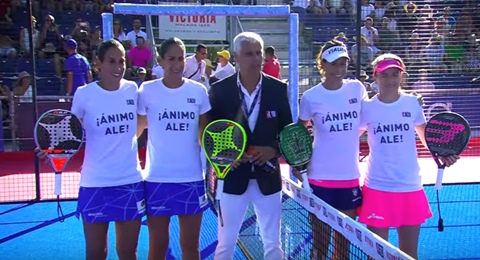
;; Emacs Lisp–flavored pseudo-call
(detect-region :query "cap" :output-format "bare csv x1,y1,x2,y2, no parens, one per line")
217,50,231,60
374,59,405,73
321,46,349,63
65,39,77,49
137,67,147,74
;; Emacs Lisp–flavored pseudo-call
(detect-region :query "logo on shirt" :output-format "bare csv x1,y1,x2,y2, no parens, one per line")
126,99,135,105
187,98,196,104
348,98,358,104
402,112,411,117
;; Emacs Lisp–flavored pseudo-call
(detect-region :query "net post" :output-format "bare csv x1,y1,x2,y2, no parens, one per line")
288,13,300,182
288,13,299,123
102,13,114,41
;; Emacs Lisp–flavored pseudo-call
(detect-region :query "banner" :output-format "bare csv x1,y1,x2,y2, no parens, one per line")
423,92,480,128
158,15,227,41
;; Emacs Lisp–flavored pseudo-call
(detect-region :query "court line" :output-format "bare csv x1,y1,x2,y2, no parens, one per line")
0,212,75,244
0,203,35,216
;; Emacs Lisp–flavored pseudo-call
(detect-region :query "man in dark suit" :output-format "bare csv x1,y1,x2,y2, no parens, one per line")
209,32,293,260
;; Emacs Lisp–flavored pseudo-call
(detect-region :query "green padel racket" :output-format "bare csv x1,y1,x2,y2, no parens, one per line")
202,119,247,226
279,123,313,193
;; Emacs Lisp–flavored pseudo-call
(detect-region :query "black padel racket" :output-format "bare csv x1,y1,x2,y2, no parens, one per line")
34,109,84,220
425,112,471,231
202,119,247,226
279,123,313,193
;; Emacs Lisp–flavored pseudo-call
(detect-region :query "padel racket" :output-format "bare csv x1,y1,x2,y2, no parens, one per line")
425,112,471,231
34,109,84,220
279,123,313,193
202,119,247,227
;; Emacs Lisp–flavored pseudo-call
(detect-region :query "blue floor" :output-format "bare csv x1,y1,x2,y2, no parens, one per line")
0,184,479,259
0,202,246,260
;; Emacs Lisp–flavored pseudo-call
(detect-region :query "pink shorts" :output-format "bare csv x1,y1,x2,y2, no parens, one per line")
358,186,433,228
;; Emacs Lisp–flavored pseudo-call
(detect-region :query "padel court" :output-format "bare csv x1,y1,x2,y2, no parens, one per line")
0,150,479,260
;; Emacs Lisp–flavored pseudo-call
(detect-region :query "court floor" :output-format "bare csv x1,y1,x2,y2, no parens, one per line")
0,158,479,259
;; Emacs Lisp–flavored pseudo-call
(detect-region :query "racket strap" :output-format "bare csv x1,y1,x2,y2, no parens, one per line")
54,171,65,222
436,191,444,232
57,196,65,222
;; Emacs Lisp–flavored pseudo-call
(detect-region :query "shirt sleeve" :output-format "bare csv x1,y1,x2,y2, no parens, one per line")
413,97,427,125
201,60,206,76
71,87,85,119
137,82,148,116
199,84,211,115
299,93,312,121
359,100,369,131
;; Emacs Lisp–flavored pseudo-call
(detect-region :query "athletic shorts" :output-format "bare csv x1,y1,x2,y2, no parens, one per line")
310,183,362,211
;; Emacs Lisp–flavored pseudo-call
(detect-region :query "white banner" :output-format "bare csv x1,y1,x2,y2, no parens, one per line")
158,15,227,41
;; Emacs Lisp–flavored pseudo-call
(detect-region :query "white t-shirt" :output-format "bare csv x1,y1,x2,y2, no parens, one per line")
184,56,206,83
71,80,143,187
126,30,148,47
360,93,426,192
213,62,235,80
151,65,164,79
299,79,367,181
137,78,211,183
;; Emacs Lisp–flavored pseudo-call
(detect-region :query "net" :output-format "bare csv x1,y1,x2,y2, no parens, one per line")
232,174,414,260
205,164,413,259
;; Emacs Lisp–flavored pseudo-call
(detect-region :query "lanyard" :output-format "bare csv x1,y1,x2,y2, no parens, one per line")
238,85,261,119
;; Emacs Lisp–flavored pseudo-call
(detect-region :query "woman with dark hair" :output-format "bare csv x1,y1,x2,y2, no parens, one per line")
137,37,211,260
37,39,144,260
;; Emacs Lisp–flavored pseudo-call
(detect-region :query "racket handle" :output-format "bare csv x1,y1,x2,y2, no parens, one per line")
54,172,62,196
216,179,224,201
301,172,312,194
435,168,445,191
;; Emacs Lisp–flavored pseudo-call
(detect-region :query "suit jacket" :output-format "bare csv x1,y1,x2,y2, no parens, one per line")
208,72,293,196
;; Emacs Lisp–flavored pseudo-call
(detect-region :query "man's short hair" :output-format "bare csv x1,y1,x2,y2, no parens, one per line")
196,44,207,52
265,46,275,55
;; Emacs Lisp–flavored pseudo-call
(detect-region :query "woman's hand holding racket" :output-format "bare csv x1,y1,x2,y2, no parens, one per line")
33,109,84,221
34,147,48,160
291,168,307,182
435,155,459,168
279,123,313,193
424,112,471,232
